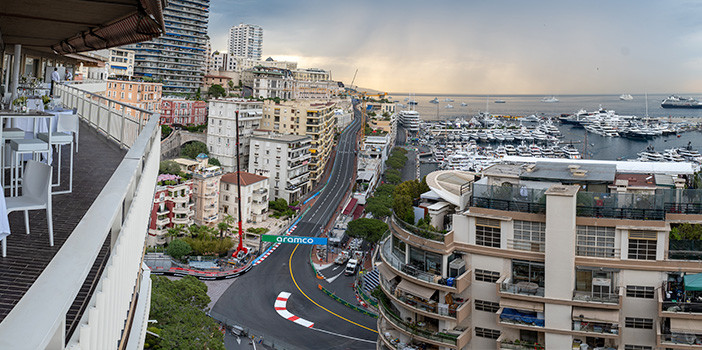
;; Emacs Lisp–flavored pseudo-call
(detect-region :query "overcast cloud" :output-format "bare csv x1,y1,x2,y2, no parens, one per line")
209,0,702,94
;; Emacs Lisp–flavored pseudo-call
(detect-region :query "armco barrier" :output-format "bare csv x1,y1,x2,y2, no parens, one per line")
317,284,378,318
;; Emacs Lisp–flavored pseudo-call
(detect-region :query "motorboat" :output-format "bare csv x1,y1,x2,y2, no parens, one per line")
460,102,468,107
429,97,439,104
619,94,633,101
494,99,506,103
661,95,702,109
444,98,454,102
445,104,454,109
541,96,559,103
562,144,581,159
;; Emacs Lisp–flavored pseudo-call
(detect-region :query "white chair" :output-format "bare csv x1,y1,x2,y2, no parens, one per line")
5,160,53,247
38,112,78,194
1,127,26,190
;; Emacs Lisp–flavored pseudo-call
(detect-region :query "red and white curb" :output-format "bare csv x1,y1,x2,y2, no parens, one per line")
274,292,314,328
252,225,299,266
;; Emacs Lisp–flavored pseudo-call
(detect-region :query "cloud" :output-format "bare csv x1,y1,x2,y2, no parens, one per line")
208,0,702,94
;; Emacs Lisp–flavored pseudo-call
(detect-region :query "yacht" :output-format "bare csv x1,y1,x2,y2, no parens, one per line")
444,98,454,102
619,94,634,101
445,104,454,109
541,96,559,103
563,144,581,159
460,102,468,107
504,144,518,155
408,100,418,106
661,95,702,109
429,97,439,104
663,149,685,162
494,99,506,103
638,145,664,162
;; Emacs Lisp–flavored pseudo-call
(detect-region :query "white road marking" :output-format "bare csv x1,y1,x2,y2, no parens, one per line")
274,292,314,328
309,326,377,343
325,270,345,283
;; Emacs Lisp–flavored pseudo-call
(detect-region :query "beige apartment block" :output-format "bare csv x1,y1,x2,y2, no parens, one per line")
260,100,336,187
189,154,223,226
249,133,311,203
377,163,702,350
219,171,269,224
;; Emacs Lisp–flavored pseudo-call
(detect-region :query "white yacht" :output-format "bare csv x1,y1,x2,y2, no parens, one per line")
445,104,454,109
541,96,559,103
460,102,468,107
444,98,454,102
619,94,634,101
563,144,581,159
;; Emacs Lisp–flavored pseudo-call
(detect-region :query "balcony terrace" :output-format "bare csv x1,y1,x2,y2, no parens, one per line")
379,275,471,322
0,80,159,348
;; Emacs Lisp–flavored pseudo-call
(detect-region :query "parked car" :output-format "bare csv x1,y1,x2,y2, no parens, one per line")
345,259,358,276
334,251,350,265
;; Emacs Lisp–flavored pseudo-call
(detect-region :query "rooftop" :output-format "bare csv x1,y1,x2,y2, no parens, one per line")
251,133,311,143
503,156,697,175
521,162,616,184
221,171,268,186
613,173,656,188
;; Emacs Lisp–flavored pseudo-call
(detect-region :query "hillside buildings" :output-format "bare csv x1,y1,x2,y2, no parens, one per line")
377,160,702,350
249,133,311,203
247,66,295,100
147,175,195,246
260,100,336,187
189,154,223,226
106,48,135,78
159,98,207,126
228,23,263,60
219,171,269,224
104,79,162,120
126,0,209,95
207,99,263,172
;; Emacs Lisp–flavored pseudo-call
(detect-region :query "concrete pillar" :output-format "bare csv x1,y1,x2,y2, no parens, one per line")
543,184,579,349
3,54,11,96
10,44,21,101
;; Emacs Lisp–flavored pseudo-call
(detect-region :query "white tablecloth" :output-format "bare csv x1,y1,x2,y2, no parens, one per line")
0,187,9,241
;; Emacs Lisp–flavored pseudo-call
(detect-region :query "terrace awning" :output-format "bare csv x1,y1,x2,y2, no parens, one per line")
377,263,397,281
396,279,436,300
671,318,702,333
499,298,544,312
0,0,166,55
572,307,619,323
684,273,702,292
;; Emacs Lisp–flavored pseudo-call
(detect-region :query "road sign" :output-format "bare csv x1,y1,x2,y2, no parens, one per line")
261,235,328,245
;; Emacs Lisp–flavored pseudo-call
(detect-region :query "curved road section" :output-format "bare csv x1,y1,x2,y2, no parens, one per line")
213,107,378,349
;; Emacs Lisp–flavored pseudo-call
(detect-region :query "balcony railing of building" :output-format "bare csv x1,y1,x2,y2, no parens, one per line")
498,308,545,328
0,83,160,348
573,288,622,305
473,183,702,220
507,238,545,253
497,334,545,350
378,295,463,347
572,320,619,336
392,213,447,242
379,277,469,321
499,276,545,297
470,183,546,214
659,286,702,316
204,214,218,222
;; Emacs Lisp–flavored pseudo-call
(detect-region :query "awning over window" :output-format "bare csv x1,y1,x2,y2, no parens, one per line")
684,273,702,292
671,318,702,333
572,307,619,323
377,263,397,281
499,298,544,312
396,279,436,300
0,0,166,55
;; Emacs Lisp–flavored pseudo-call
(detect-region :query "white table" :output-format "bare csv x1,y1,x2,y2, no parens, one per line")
0,187,8,257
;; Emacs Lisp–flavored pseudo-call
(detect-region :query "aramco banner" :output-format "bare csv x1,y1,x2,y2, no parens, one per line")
261,235,328,245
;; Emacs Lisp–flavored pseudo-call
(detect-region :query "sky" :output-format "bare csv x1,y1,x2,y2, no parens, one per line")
209,0,702,95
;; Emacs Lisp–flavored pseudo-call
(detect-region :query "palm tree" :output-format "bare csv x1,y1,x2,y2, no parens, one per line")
217,215,235,241
166,224,185,242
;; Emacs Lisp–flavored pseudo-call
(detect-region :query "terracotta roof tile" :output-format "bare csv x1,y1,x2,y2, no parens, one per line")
221,171,267,186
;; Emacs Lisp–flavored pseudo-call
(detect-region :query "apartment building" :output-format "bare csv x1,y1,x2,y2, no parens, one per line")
247,66,295,100
104,79,162,119
159,97,207,126
377,160,702,350
210,52,297,73
292,67,331,81
189,154,223,226
106,48,135,77
219,171,269,224
126,0,209,95
207,99,263,172
354,134,392,204
260,100,337,187
228,23,263,60
148,174,194,246
249,133,311,203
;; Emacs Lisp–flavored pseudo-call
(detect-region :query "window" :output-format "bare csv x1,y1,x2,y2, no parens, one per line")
624,345,652,350
475,327,500,339
476,218,501,248
391,235,405,259
575,267,615,297
409,246,442,275
475,269,500,283
474,300,500,313
628,231,656,260
624,317,653,329
576,225,616,258
626,285,654,299
513,220,545,252
512,260,545,287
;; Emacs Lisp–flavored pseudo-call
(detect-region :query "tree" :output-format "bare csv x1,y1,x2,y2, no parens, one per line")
161,125,173,139
347,218,388,244
166,224,185,239
385,169,401,184
208,84,226,98
180,141,209,159
208,157,221,166
166,238,192,260
365,195,392,218
227,80,234,91
194,87,202,101
147,276,224,350
159,160,182,175
375,184,396,198
217,215,234,241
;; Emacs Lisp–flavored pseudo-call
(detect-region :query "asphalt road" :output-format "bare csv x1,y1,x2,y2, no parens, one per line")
213,107,378,350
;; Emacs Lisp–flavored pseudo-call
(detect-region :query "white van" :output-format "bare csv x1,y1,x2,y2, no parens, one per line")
344,259,358,276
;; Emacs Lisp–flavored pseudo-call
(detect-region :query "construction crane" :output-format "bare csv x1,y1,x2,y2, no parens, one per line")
350,68,358,89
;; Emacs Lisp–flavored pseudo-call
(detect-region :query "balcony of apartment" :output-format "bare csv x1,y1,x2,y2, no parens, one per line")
380,238,471,293
171,194,189,203
204,214,219,223
378,317,444,350
378,272,471,322
496,334,545,350
171,216,191,225
497,304,545,330
659,286,702,320
378,295,471,349
156,206,169,215
0,76,160,348
155,216,170,226
497,276,545,298
391,213,453,249
470,183,546,214
204,191,218,198
571,307,621,338
658,319,702,349
572,288,622,308
253,188,268,196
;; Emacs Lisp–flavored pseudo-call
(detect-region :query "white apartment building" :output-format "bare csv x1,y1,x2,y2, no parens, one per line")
354,134,392,204
249,66,295,100
228,23,263,60
207,99,264,172
220,171,269,224
189,154,223,226
209,52,296,73
377,161,702,350
249,133,311,203
106,48,135,77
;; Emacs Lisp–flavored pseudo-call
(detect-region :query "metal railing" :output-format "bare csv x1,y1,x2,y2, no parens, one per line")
470,184,546,214
572,321,619,335
0,86,160,348
378,295,459,346
573,288,620,304
499,277,545,297
380,239,450,287
56,82,152,150
507,238,545,252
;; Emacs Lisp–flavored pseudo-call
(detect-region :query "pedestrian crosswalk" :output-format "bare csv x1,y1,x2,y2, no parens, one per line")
362,268,379,293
